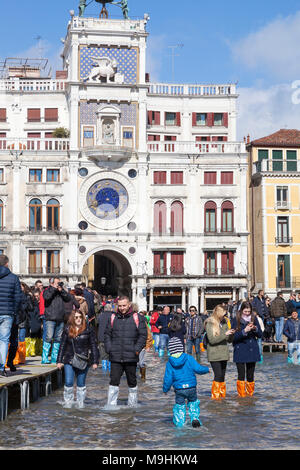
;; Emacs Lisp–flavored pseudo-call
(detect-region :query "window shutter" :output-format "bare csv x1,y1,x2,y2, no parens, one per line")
176,112,181,127
147,111,152,125
204,172,217,184
223,113,228,127
171,172,183,184
27,108,41,122
207,113,213,127
45,108,58,122
154,171,166,184
192,113,197,127
0,109,6,121
221,172,233,184
154,112,160,125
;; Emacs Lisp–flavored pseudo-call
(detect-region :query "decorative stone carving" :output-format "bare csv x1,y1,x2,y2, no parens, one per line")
83,56,124,83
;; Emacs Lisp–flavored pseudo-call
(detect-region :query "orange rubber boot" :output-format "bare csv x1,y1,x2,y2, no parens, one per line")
246,381,255,396
200,342,205,353
14,342,26,365
219,382,226,398
237,380,247,397
211,381,222,399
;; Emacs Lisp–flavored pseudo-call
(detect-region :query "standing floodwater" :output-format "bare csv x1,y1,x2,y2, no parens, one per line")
0,351,299,450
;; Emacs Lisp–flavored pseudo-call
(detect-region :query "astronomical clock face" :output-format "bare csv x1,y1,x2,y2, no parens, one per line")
86,179,129,220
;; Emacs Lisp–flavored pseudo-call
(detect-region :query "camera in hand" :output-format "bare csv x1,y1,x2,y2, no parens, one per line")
58,281,64,288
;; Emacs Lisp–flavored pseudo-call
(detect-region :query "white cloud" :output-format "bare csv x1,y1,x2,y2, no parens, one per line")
237,83,300,141
146,34,168,82
231,11,300,81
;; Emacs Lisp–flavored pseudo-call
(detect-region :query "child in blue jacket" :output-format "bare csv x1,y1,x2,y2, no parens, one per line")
163,337,209,428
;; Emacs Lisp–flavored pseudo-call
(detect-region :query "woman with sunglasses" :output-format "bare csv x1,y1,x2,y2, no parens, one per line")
57,309,99,408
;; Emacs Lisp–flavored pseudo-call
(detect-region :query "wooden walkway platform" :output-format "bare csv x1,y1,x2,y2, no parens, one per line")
0,357,63,421
262,341,286,353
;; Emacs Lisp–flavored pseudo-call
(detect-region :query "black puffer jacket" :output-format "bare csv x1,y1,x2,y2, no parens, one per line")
0,266,22,317
57,324,99,366
18,292,34,329
104,308,147,363
97,309,113,343
43,286,71,322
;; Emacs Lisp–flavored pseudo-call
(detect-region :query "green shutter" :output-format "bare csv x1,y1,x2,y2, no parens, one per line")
258,149,268,171
272,150,283,171
286,150,297,171
284,255,291,288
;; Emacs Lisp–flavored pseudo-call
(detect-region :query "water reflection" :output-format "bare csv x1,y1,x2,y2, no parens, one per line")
0,351,299,449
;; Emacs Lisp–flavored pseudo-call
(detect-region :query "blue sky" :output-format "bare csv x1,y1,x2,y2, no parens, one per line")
1,0,300,139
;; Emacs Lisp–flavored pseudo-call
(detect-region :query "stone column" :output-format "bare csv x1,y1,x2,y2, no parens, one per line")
181,287,186,312
200,287,205,313
149,287,154,311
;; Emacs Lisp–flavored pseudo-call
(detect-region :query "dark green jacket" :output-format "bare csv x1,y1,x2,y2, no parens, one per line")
205,319,233,362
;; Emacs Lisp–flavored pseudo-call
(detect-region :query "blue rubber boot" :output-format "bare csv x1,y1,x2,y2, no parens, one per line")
167,350,171,357
158,349,164,358
287,356,294,364
41,341,51,364
258,355,263,364
173,404,186,428
102,360,107,370
51,342,60,363
107,361,111,371
187,400,202,427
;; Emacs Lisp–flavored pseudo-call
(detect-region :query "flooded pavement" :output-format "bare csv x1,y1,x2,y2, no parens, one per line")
0,350,299,450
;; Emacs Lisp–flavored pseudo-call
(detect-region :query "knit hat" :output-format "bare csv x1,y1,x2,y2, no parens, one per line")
168,337,184,355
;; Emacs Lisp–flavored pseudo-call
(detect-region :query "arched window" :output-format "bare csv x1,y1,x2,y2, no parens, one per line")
205,201,217,233
46,198,60,230
154,201,167,235
0,199,3,230
171,201,184,235
29,198,42,231
221,201,234,232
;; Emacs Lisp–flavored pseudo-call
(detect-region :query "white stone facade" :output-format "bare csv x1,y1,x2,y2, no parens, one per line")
0,13,249,311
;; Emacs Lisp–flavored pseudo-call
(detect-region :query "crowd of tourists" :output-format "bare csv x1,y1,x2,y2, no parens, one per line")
0,254,299,427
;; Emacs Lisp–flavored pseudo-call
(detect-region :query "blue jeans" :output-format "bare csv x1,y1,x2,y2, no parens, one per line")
0,315,14,371
64,363,89,387
158,333,169,351
287,342,300,361
152,332,160,351
45,320,64,343
257,338,262,357
175,387,197,405
275,317,284,342
19,327,26,342
186,338,201,355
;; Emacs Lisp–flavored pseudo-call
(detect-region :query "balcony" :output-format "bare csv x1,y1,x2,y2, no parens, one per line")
148,141,245,155
204,268,235,276
276,277,291,289
153,267,184,277
253,159,300,174
0,138,69,153
28,267,61,275
275,237,293,246
0,78,66,92
275,201,290,210
148,83,236,97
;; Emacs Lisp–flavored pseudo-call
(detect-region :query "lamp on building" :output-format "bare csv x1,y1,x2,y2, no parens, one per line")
100,277,107,286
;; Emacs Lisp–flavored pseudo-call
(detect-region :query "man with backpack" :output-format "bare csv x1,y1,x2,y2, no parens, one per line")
104,296,147,408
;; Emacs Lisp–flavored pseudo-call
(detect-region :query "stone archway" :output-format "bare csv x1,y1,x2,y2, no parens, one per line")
82,249,132,298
